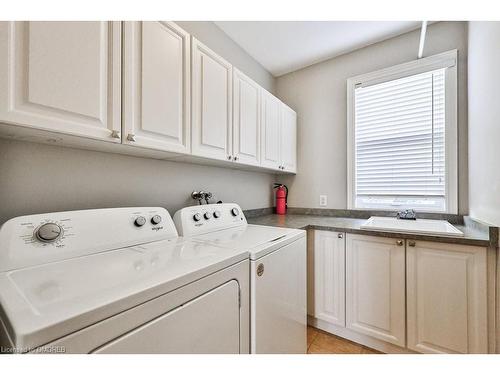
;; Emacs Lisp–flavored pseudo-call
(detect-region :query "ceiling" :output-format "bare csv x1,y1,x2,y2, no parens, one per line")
215,21,423,76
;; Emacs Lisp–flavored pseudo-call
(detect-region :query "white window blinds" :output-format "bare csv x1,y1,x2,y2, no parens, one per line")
354,69,446,210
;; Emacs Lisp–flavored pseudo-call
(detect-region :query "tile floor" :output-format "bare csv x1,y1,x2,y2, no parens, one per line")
307,326,383,354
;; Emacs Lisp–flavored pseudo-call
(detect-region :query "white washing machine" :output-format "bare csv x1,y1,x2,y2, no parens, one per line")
0,207,249,354
174,203,307,354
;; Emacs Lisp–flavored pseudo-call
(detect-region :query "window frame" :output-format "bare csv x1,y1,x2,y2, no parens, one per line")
346,49,458,214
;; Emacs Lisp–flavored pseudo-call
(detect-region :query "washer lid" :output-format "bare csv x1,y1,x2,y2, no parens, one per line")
193,224,305,260
0,238,248,351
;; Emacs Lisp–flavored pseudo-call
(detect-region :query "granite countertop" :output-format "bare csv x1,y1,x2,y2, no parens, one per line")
247,214,496,248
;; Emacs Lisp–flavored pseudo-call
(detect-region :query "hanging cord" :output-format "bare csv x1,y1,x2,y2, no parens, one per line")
431,73,434,175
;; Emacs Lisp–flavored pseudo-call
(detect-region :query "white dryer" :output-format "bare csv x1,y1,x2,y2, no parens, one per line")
0,207,249,354
174,203,307,354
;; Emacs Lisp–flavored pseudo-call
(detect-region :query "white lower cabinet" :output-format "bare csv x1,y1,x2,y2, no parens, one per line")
406,240,488,353
310,230,345,327
309,231,490,353
345,234,406,347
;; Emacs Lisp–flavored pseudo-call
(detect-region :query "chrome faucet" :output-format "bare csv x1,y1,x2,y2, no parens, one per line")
191,191,213,205
397,209,417,220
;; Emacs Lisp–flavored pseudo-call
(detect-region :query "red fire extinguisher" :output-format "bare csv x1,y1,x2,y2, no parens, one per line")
273,183,288,215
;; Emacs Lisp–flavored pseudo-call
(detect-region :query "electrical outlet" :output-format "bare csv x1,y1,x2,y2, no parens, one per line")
319,195,327,207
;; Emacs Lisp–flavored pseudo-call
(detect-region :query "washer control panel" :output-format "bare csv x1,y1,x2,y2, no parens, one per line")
0,207,178,272
173,203,247,236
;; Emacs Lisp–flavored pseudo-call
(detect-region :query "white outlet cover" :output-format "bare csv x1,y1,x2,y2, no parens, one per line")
319,195,327,206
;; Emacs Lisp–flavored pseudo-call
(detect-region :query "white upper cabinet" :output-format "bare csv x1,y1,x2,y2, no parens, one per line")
232,68,260,166
311,230,346,327
0,21,121,142
260,90,281,170
122,22,190,154
280,104,297,173
345,234,406,347
406,241,488,353
191,38,232,161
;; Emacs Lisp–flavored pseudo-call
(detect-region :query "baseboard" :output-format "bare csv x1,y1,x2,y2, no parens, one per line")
308,316,417,354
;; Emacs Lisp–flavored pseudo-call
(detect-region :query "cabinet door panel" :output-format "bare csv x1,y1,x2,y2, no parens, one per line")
260,90,281,170
233,69,260,166
123,21,190,153
345,234,405,347
280,104,297,173
191,38,232,160
407,241,487,353
0,21,121,141
313,230,345,327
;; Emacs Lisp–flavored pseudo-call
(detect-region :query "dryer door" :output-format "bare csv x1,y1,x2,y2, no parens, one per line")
93,280,241,353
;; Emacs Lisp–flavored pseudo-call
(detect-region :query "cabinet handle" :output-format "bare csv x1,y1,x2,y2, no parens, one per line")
396,240,404,246
338,233,343,239
127,133,136,142
110,130,120,139
408,241,416,247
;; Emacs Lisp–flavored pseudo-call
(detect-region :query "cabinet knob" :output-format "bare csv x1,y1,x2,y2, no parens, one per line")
338,233,343,239
408,241,416,247
282,166,286,170
396,240,404,246
227,155,232,160
110,130,121,139
234,156,238,161
127,133,136,142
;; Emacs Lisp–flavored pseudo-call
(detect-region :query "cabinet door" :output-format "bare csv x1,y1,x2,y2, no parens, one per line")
122,22,190,154
312,230,346,327
0,21,121,141
407,241,487,353
232,68,260,166
345,234,405,347
260,90,281,170
191,38,232,161
280,103,297,173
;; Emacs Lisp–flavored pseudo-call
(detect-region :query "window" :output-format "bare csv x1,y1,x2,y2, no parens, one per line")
347,50,458,213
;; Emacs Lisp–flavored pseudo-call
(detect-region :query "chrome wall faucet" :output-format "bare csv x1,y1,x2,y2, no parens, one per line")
397,209,417,220
191,191,213,205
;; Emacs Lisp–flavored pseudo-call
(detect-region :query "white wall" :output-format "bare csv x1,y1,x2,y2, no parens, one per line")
468,22,500,226
276,22,469,214
0,21,276,224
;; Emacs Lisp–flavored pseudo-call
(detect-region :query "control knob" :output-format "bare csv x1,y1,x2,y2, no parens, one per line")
193,213,202,222
204,212,212,220
231,207,239,216
36,223,62,242
213,210,221,218
151,215,162,225
134,216,146,227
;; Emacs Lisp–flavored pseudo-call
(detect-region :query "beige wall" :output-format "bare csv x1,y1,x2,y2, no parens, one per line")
275,21,469,214
0,140,275,224
468,22,500,227
0,21,276,224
